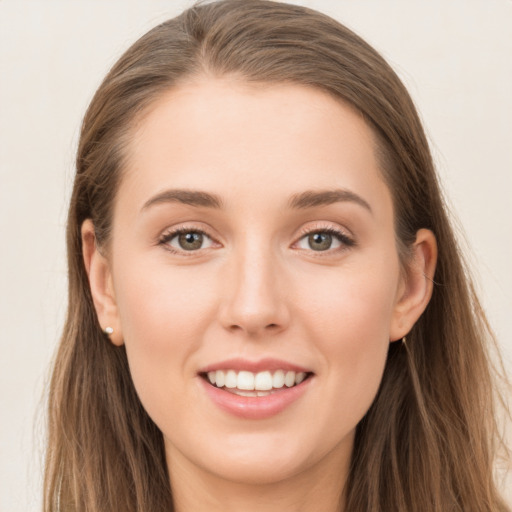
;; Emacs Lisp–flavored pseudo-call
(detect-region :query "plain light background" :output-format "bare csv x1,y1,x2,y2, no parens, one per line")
1,1,511,510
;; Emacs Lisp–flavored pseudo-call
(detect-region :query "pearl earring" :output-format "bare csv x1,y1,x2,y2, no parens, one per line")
103,326,114,335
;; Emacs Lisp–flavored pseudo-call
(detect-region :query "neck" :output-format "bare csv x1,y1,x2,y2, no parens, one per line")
166,442,351,512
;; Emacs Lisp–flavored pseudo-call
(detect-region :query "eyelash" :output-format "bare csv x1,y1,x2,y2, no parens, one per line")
294,225,355,253
157,226,218,256
157,223,355,256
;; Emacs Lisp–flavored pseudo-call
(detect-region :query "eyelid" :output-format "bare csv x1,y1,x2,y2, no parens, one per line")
156,221,355,256
157,223,221,255
291,222,355,253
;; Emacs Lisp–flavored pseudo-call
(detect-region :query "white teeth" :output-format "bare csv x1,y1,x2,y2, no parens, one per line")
237,371,255,390
205,369,310,391
224,370,237,389
284,371,295,387
233,390,258,397
215,370,225,387
295,372,306,385
254,371,273,390
272,370,285,388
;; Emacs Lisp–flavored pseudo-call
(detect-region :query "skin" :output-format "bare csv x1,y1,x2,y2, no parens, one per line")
82,78,437,512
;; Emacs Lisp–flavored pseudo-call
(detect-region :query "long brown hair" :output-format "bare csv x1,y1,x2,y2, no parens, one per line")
44,1,511,510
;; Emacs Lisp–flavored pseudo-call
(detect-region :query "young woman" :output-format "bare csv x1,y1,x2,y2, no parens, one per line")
44,1,511,510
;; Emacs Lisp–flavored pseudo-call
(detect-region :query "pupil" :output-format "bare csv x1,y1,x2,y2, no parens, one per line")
179,232,203,250
309,232,332,251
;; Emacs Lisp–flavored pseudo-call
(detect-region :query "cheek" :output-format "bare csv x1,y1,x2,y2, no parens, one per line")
114,256,218,343
112,259,219,416
295,260,398,429
297,258,399,347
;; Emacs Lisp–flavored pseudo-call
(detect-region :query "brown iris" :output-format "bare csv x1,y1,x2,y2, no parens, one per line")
308,232,332,251
178,232,204,250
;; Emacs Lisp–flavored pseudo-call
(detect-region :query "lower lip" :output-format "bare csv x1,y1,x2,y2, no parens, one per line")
199,376,313,420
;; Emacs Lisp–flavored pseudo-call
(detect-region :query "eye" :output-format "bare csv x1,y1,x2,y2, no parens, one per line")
295,228,354,252
159,228,215,253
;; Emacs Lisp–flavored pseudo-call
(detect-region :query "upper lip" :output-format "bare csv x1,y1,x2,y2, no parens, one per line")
198,357,313,374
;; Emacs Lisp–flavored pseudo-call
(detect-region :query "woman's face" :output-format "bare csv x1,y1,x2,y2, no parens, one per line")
89,79,431,487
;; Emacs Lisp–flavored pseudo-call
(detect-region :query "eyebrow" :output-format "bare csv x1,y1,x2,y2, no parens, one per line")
141,188,372,214
142,189,224,211
288,189,372,214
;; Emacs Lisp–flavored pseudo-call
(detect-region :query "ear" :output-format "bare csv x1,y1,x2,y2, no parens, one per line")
389,228,438,341
81,219,123,346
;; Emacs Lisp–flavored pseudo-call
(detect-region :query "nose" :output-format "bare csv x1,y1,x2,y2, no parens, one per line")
218,244,290,337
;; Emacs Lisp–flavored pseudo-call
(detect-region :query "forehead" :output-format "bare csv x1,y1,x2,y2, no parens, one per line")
118,78,391,218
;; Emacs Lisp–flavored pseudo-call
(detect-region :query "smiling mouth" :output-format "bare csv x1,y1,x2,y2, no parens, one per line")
200,369,314,397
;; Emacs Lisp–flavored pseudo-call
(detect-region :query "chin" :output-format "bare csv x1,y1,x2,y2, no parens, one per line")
201,450,312,486
165,425,353,488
